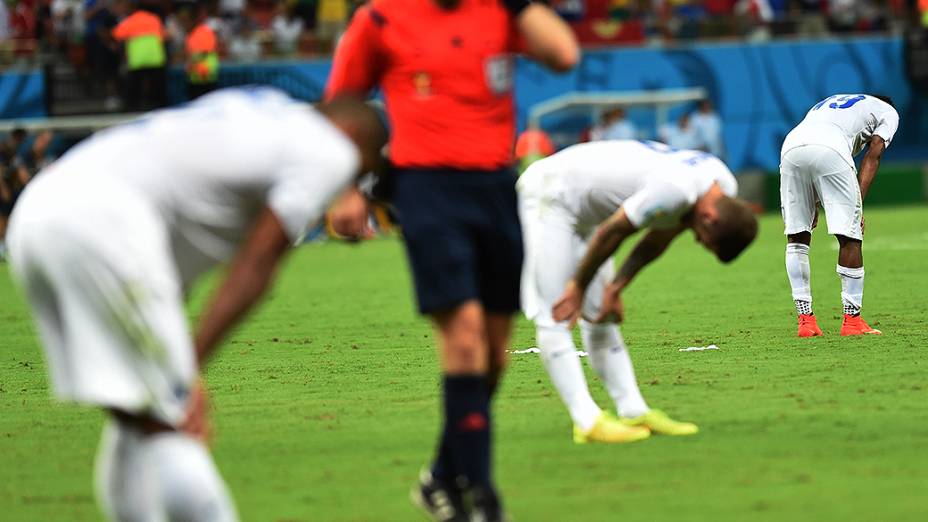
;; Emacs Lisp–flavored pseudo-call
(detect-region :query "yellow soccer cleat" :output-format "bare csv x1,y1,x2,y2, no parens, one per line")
620,409,699,436
573,413,651,444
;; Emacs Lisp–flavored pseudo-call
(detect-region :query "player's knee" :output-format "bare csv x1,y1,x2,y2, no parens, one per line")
434,302,488,372
836,235,861,249
150,433,237,522
787,232,811,245
579,321,623,351
536,325,576,363
95,419,152,522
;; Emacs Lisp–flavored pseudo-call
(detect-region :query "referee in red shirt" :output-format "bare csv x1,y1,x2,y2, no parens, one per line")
326,1,578,520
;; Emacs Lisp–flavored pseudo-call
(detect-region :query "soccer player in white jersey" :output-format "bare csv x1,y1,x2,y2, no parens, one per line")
780,94,899,337
519,140,757,443
6,88,386,521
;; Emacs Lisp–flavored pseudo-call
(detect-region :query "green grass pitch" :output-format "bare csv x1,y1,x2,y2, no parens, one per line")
1,205,927,521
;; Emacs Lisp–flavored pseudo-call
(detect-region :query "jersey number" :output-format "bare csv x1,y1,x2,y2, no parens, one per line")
813,95,865,110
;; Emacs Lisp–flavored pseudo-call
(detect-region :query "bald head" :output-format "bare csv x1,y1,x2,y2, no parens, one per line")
318,95,388,174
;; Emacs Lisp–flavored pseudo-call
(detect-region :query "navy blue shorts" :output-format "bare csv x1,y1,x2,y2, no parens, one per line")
393,167,523,315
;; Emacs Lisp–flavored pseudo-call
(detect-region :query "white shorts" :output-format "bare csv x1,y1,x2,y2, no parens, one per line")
780,144,862,240
7,174,195,426
518,168,614,328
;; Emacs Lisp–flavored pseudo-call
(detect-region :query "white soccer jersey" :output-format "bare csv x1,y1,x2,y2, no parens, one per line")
37,87,360,287
781,94,899,168
520,140,737,234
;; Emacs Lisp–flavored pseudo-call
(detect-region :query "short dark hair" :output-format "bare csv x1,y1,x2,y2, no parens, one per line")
318,95,388,155
869,94,895,108
710,197,758,263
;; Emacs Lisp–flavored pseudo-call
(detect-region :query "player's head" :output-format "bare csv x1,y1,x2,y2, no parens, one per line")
690,195,758,263
318,95,388,176
869,94,895,108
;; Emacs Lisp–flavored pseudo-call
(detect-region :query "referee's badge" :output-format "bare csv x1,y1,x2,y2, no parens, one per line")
485,55,513,95
414,72,432,97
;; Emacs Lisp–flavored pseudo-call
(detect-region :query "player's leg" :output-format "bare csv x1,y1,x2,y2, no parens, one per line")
813,150,880,335
834,235,878,334
8,196,237,522
780,147,823,337
519,204,603,434
485,313,511,398
579,320,697,436
395,170,487,521
578,263,695,436
97,410,236,522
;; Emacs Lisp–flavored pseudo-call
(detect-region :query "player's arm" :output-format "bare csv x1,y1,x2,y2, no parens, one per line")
512,2,580,72
614,225,686,292
324,6,384,99
858,135,885,201
193,207,292,365
552,209,637,325
323,7,385,238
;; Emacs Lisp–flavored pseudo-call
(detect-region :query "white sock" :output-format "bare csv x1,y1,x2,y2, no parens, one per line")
148,432,238,522
836,264,864,316
786,243,813,315
95,419,237,522
95,420,161,522
537,325,602,431
580,321,649,419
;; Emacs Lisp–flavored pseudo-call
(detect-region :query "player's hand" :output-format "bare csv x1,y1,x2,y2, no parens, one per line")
812,207,819,230
552,280,584,328
181,378,211,444
594,282,624,324
860,213,865,235
328,187,371,240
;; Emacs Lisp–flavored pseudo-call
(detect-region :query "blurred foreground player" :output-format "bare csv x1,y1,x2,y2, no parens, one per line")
325,1,579,520
7,88,385,522
532,141,757,440
780,94,898,337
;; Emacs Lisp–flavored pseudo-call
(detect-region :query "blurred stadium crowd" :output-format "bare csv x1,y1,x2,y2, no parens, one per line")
0,0,923,68
0,1,923,111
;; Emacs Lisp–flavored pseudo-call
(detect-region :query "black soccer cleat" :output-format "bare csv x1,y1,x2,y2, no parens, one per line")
411,468,469,522
467,485,508,522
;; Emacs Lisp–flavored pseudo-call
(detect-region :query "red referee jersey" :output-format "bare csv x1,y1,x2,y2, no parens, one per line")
325,0,518,170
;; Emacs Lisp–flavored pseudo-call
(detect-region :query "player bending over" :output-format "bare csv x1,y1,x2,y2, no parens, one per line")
7,88,385,522
780,94,899,337
519,140,757,443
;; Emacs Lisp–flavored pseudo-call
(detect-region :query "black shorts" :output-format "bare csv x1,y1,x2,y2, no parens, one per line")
393,167,523,315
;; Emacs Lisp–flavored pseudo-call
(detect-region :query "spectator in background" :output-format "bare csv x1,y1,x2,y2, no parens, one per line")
515,127,555,174
272,1,304,56
597,106,638,140
112,0,167,110
84,0,121,111
218,0,245,25
293,0,318,31
180,3,219,99
227,15,261,62
691,99,725,158
0,128,32,261
316,0,347,50
51,0,85,47
659,111,701,150
735,0,773,41
794,0,828,38
0,1,10,42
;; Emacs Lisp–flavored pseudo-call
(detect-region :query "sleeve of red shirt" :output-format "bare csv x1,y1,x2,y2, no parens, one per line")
324,6,385,100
